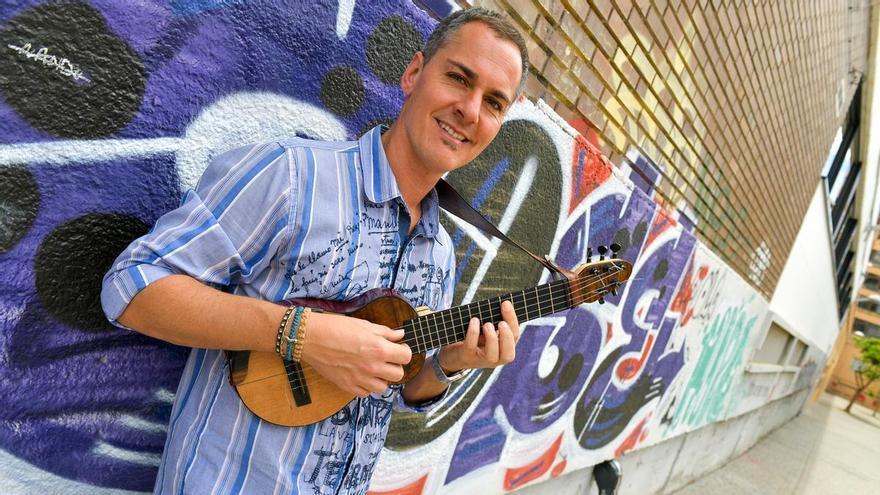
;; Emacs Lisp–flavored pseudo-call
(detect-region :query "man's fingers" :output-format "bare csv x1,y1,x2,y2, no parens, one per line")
482,323,499,362
352,385,372,398
498,321,516,363
375,363,405,383
383,339,412,364
501,300,520,342
382,326,405,342
372,326,412,364
464,317,481,350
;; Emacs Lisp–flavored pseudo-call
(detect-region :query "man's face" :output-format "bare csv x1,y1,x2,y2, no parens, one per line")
397,21,522,176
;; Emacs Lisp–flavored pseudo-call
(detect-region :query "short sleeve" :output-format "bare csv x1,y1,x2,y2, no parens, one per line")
101,141,294,324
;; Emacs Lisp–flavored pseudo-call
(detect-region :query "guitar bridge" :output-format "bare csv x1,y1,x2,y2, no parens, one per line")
283,359,312,406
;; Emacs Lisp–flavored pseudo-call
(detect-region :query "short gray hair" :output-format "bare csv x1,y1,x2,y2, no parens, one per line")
423,7,530,97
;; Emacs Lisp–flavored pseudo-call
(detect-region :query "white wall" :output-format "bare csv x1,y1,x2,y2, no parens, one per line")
853,3,880,293
768,186,840,352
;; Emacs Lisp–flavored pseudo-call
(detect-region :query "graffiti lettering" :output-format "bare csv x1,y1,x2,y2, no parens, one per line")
7,42,90,82
670,304,758,429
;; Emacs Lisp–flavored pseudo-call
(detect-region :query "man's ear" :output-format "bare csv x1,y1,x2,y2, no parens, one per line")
400,51,425,97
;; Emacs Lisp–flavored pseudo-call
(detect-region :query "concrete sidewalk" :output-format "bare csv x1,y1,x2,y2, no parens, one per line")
670,393,880,494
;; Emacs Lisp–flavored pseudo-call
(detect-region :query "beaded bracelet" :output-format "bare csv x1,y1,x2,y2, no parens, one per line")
292,308,311,362
274,306,297,358
285,307,305,361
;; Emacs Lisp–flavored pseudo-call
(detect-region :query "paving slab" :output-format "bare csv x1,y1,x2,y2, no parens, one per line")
669,393,880,495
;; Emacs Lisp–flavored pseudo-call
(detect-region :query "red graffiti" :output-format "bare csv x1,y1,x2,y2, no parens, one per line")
614,418,648,456
670,257,695,325
644,200,677,249
503,434,563,491
568,118,602,147
551,460,567,478
367,475,427,495
570,135,612,211
670,259,710,327
615,334,655,380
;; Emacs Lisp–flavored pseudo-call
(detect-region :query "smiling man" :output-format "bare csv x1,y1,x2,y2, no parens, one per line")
102,7,530,494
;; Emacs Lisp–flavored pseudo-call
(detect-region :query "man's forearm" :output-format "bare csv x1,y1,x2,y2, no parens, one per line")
117,274,284,352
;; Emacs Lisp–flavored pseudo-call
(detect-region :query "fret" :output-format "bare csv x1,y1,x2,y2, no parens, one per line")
455,306,470,340
531,286,539,321
534,284,545,319
439,310,450,347
488,296,496,324
517,290,526,321
430,311,440,350
415,315,424,352
548,283,555,314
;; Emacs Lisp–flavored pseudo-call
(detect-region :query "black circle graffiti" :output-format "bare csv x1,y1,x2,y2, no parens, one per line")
385,119,562,449
366,16,423,85
35,213,149,331
359,116,395,137
0,166,39,253
320,65,366,117
0,2,146,138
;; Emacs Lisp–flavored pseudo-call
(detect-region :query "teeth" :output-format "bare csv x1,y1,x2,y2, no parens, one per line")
438,121,466,141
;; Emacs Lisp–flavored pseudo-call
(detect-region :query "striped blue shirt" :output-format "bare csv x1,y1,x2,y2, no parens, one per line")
102,127,456,494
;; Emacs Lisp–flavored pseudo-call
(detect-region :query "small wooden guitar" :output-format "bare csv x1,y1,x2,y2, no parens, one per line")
228,251,632,426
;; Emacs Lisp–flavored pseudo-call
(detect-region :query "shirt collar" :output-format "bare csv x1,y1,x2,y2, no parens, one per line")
358,126,442,239
358,125,402,204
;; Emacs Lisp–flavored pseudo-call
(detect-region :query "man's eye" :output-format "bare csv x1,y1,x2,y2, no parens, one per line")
448,73,467,84
487,99,503,111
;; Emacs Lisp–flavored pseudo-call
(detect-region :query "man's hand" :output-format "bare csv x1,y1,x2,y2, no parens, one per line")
301,313,412,398
438,300,520,373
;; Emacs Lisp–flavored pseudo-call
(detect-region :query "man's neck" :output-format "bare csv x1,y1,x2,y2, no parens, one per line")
380,124,439,219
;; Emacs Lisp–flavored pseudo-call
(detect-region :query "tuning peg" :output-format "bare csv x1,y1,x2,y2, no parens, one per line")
610,243,621,254
586,247,592,262
597,245,607,261
611,287,618,296
598,297,605,304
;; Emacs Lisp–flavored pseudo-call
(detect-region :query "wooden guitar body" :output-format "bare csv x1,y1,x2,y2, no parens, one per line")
228,289,427,427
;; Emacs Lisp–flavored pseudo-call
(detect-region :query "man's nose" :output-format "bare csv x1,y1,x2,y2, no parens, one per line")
455,91,481,123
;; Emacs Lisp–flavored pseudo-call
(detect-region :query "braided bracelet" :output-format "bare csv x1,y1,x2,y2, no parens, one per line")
274,306,297,357
292,308,311,362
284,307,305,361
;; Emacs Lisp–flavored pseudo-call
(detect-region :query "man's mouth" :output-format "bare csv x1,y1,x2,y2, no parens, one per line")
437,119,468,142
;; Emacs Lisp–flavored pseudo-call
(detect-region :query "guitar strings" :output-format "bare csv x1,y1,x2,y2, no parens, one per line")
401,269,626,346
282,269,628,393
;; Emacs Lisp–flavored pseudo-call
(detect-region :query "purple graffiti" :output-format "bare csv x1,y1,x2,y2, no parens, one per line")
1,0,440,490
573,189,693,450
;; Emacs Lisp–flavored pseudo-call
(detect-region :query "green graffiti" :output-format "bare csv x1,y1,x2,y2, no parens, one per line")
670,304,758,429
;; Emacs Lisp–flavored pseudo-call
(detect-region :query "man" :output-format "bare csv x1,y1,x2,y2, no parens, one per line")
102,7,529,494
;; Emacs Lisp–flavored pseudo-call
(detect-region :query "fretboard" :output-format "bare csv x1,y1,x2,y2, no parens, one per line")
402,279,573,354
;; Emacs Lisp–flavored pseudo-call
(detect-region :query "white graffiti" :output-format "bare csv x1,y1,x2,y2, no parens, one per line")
336,0,356,40
176,92,348,192
6,42,90,83
0,137,182,166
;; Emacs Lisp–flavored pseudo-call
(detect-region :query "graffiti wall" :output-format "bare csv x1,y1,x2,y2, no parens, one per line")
0,1,820,494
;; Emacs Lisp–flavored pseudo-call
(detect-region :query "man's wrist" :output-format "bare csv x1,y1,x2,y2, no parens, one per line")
433,350,468,384
437,349,462,374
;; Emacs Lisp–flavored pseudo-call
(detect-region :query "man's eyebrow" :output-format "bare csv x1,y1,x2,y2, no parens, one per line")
448,60,513,105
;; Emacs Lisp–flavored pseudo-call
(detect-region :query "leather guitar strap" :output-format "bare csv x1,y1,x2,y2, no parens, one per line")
435,179,575,280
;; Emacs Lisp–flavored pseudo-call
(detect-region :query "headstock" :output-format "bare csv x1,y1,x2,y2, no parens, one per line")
570,243,632,305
